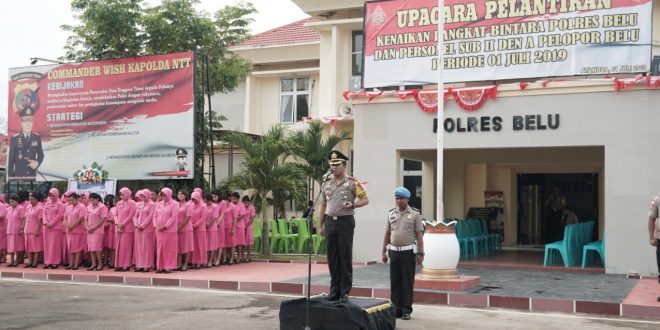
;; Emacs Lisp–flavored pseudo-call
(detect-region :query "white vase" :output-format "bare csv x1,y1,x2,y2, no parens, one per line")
420,222,460,279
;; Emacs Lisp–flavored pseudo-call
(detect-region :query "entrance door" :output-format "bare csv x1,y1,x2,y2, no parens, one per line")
517,173,598,245
401,159,422,210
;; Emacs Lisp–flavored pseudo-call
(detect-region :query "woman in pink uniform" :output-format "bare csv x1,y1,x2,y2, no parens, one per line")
24,192,44,268
85,193,107,271
221,193,237,264
189,191,207,269
154,188,177,273
213,191,226,266
242,196,257,263
176,190,194,271
6,195,26,267
0,195,7,265
64,193,87,270
230,192,247,263
43,189,65,269
204,193,218,268
114,188,136,272
102,195,116,268
134,190,156,272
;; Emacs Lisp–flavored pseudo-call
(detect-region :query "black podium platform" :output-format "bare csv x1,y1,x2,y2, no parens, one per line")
279,297,396,330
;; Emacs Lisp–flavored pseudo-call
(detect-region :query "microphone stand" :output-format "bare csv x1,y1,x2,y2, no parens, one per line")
304,174,328,330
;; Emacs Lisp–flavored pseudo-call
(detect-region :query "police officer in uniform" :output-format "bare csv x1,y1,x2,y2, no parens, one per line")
381,187,424,320
647,195,660,302
8,106,44,180
319,150,369,302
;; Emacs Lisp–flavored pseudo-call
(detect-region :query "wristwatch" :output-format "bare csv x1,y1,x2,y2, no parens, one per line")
416,252,425,256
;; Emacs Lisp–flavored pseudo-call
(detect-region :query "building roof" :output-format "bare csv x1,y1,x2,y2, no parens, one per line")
238,17,319,48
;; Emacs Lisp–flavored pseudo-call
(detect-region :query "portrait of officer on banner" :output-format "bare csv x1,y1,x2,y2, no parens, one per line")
8,103,44,181
175,148,190,176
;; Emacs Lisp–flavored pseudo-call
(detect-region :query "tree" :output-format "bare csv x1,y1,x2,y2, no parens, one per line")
223,126,306,255
60,0,255,189
290,121,352,199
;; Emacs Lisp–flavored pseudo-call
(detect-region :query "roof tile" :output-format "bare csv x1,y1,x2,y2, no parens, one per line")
238,17,319,48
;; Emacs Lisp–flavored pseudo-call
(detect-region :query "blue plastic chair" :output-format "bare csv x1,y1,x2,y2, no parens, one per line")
544,224,578,267
582,235,605,268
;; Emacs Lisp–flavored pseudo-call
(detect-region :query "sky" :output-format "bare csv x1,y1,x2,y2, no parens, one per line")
0,0,308,129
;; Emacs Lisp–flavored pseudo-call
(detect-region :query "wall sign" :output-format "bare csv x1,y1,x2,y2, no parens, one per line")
433,114,560,133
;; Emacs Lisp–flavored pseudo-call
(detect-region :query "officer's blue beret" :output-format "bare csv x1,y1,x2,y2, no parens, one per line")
394,187,410,199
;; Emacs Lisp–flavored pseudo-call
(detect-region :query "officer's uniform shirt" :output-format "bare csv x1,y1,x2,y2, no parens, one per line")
648,195,660,239
321,175,367,217
386,206,423,246
9,132,44,178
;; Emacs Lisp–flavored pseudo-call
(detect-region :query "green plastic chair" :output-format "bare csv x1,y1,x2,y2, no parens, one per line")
582,234,605,268
252,219,263,253
312,218,326,254
296,219,313,253
543,224,578,267
276,219,298,253
455,219,480,258
269,219,281,254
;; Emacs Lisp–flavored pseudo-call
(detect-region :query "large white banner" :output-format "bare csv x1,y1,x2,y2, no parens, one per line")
7,52,195,182
363,0,653,88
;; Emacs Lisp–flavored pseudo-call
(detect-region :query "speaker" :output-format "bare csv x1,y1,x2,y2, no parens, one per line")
279,297,396,330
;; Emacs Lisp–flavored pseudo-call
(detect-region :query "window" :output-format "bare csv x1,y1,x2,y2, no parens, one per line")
351,31,363,76
280,78,309,123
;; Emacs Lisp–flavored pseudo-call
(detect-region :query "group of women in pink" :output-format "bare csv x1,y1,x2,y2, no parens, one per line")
0,187,258,274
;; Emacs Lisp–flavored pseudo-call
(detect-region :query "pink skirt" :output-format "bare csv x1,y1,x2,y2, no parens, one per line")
86,233,104,252
234,225,246,246
104,227,115,249
223,227,235,248
217,225,225,249
25,233,43,252
246,225,254,245
7,234,25,253
156,231,177,271
134,231,155,269
206,230,218,251
192,229,207,265
66,233,86,253
178,230,194,254
43,229,63,265
114,232,134,268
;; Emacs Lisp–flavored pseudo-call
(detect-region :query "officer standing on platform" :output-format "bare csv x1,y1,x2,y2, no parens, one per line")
319,150,369,302
647,195,660,302
8,106,44,180
381,187,424,320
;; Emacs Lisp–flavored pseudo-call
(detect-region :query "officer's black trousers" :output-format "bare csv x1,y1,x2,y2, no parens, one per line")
389,250,416,315
656,239,660,281
325,216,354,297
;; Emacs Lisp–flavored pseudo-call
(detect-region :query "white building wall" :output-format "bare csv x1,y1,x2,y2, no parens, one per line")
353,89,660,275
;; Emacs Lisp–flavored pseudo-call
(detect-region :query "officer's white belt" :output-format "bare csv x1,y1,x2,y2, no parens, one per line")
387,244,415,251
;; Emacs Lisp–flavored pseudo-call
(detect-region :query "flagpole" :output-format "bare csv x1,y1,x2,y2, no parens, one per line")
437,0,445,223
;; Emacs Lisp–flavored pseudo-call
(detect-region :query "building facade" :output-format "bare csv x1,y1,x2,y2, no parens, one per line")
220,0,660,275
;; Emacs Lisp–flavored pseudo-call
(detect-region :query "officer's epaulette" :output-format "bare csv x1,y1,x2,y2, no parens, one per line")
410,207,420,214
388,208,396,218
32,132,40,137
347,176,360,182
12,133,20,138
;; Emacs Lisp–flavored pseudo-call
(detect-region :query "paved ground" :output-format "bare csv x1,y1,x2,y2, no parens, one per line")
287,264,636,302
1,279,658,330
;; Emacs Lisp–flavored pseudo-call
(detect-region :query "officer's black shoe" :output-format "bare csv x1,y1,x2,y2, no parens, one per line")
395,313,402,319
402,313,411,320
327,293,340,301
657,296,660,302
338,294,349,303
